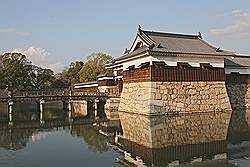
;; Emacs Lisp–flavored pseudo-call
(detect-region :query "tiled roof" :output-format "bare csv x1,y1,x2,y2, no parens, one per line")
225,56,250,67
116,46,148,61
143,30,233,55
116,28,235,62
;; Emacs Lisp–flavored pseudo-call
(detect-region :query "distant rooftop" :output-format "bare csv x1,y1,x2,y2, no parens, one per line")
74,81,97,87
225,55,250,68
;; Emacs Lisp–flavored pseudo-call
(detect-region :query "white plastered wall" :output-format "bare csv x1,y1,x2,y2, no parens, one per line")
155,55,225,68
120,53,225,70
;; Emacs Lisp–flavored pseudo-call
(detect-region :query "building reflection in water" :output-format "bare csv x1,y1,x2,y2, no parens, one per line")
114,138,234,166
0,102,248,166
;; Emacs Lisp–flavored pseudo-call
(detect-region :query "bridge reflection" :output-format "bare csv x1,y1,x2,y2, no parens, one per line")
0,123,111,152
0,102,113,151
0,102,247,166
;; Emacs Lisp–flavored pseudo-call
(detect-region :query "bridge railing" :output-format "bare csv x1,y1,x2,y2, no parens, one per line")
72,91,108,97
13,89,70,97
0,88,116,103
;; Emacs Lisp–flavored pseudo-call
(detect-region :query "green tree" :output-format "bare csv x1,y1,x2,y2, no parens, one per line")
51,78,69,88
79,53,113,82
71,125,109,152
0,52,57,91
0,59,4,88
33,66,55,89
56,61,83,87
1,53,35,91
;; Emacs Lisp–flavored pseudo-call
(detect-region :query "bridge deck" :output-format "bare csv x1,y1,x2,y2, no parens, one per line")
0,95,109,103
0,89,118,103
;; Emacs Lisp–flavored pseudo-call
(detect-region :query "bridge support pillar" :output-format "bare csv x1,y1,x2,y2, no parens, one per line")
68,100,73,122
39,99,45,124
86,100,95,118
62,101,68,111
8,101,14,126
94,99,99,119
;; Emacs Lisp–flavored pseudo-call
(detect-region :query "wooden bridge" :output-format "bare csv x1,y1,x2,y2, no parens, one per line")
0,89,113,126
0,89,108,103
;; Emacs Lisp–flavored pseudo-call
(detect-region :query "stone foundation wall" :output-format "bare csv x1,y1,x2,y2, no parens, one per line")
119,82,151,114
72,100,88,117
151,82,231,114
226,82,250,133
104,98,120,120
119,81,232,148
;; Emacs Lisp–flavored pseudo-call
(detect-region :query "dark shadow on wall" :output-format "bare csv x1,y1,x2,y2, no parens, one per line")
226,74,249,142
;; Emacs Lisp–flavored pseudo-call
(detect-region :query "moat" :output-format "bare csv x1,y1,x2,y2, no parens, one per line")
0,102,249,167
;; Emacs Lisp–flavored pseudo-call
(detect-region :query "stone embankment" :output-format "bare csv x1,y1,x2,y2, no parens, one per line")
72,100,88,117
226,76,250,134
119,81,232,148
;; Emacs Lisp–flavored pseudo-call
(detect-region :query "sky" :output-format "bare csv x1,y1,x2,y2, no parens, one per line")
0,0,250,73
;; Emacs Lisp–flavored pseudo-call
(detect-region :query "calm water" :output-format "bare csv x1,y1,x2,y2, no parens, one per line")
0,102,249,167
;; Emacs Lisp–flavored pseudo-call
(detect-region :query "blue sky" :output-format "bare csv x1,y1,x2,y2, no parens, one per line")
0,0,249,73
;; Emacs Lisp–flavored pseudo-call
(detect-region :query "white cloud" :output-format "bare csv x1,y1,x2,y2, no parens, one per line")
25,47,49,63
210,9,250,37
0,27,31,36
10,47,65,73
47,63,65,73
16,31,32,36
12,46,49,66
231,9,249,17
0,28,15,33
11,48,23,53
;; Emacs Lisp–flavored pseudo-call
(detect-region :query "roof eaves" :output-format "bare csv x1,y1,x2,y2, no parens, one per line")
234,54,250,58
115,47,148,61
199,38,235,55
224,59,244,67
149,50,234,57
74,81,97,86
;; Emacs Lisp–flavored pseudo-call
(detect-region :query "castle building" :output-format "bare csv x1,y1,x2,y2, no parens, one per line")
74,27,250,148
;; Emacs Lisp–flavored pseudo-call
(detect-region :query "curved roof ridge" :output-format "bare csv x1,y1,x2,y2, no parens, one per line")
142,29,199,39
139,29,157,44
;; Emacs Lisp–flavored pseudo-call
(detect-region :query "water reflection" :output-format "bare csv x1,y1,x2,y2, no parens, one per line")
71,125,110,153
115,138,231,166
0,102,116,152
0,102,249,166
0,128,36,150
